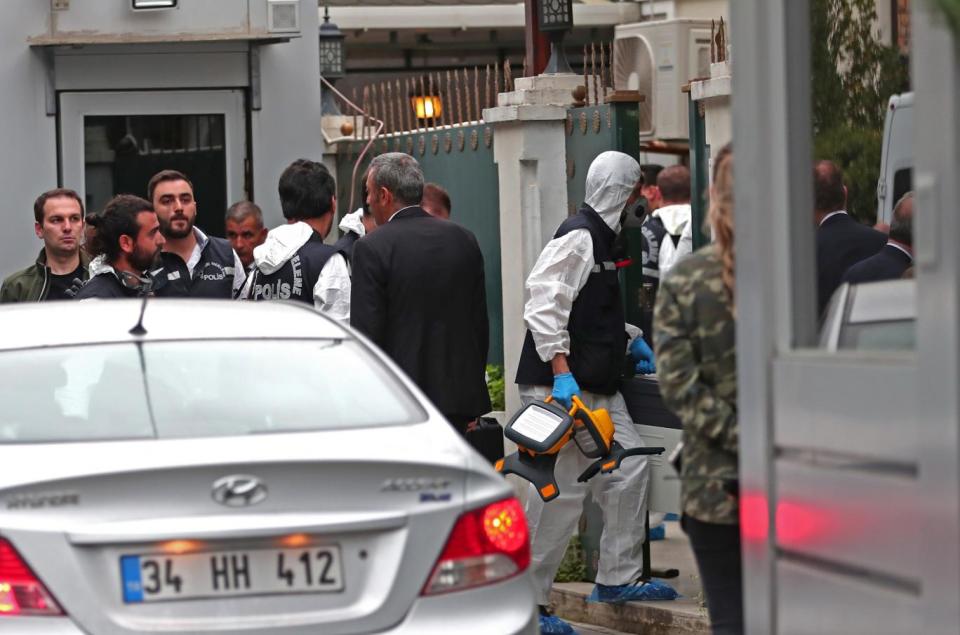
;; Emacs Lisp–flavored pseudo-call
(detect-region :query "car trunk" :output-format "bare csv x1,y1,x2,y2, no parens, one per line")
0,426,467,634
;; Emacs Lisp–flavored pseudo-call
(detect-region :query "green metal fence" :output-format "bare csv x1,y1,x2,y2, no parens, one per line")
564,100,644,328
336,125,503,365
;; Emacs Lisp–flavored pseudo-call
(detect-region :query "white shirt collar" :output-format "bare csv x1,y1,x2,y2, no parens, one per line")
887,240,913,261
818,210,848,227
184,226,209,277
388,205,419,223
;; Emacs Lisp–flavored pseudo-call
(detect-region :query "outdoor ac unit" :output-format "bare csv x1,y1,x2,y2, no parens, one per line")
268,0,300,33
613,19,713,141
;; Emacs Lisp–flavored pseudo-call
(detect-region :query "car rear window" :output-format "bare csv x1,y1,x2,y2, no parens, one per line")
838,320,915,352
0,340,425,443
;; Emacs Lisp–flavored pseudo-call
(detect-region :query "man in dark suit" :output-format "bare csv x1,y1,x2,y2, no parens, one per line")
842,191,914,285
351,152,491,435
815,160,887,315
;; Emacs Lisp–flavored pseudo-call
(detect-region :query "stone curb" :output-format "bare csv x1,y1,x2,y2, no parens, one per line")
550,583,710,635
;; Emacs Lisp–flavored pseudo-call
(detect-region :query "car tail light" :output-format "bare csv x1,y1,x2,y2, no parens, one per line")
422,498,530,596
0,538,62,616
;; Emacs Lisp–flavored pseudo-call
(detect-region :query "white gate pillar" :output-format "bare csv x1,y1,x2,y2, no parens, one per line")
484,74,580,415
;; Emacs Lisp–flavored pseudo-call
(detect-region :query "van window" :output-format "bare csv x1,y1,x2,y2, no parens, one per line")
893,168,913,206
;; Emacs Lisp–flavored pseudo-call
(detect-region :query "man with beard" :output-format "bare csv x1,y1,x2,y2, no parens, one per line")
73,195,166,299
148,170,245,298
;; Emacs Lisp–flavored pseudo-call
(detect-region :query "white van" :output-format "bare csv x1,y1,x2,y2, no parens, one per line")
876,92,913,226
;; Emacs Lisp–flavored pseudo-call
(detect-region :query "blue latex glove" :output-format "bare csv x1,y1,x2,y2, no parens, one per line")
629,337,655,365
551,372,581,409
635,360,656,375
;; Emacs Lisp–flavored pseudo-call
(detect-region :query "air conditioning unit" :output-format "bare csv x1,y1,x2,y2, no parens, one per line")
613,19,713,141
267,0,300,33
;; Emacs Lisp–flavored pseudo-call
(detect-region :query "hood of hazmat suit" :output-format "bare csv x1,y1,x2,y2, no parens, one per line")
338,208,367,238
583,151,642,234
251,221,316,275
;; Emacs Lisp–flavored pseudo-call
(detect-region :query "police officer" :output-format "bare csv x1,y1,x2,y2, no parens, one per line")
639,164,691,342
73,195,166,299
240,159,351,321
515,151,660,635
148,170,246,298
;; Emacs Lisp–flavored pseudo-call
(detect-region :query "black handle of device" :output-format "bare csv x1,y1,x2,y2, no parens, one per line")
577,442,665,483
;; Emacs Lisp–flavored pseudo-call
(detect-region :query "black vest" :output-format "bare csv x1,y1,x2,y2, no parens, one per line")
640,215,668,288
515,206,627,395
248,232,338,305
156,235,237,299
333,230,360,265
73,272,143,300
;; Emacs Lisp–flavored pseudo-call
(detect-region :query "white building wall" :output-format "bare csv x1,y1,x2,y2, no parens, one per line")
252,1,324,229
0,1,59,277
0,0,323,278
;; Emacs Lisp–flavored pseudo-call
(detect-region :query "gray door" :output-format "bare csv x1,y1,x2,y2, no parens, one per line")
60,90,246,236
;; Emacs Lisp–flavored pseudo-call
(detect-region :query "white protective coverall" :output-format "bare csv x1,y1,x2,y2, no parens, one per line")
654,202,692,277
338,208,367,243
239,221,352,322
520,151,651,605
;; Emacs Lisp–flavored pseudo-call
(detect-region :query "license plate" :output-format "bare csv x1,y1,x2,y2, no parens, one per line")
120,546,344,603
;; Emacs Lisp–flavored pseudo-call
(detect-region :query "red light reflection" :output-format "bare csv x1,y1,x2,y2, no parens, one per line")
740,492,769,542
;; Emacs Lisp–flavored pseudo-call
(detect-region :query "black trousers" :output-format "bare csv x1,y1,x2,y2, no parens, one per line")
682,515,744,635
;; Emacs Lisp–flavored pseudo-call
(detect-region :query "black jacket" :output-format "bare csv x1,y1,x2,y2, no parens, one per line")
155,231,239,299
73,271,146,299
515,206,627,395
333,231,360,265
350,207,491,419
816,213,886,315
841,243,913,285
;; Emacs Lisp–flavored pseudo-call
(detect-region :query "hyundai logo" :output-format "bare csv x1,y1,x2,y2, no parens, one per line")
211,475,268,507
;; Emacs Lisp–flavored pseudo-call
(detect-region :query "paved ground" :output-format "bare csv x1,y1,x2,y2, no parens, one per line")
551,520,710,635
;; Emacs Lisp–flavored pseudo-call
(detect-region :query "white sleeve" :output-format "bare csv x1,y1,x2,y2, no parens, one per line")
231,250,247,294
523,229,594,362
313,253,352,323
660,223,693,277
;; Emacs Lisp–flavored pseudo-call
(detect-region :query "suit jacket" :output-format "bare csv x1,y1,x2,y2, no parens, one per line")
351,207,491,419
841,243,913,285
816,213,886,315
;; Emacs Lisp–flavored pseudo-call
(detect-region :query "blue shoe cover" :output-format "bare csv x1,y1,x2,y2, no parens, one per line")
649,524,666,541
539,614,578,634
589,579,679,604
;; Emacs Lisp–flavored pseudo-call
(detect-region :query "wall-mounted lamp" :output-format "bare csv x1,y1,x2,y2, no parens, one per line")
411,95,443,120
319,4,346,115
131,0,178,9
537,0,573,74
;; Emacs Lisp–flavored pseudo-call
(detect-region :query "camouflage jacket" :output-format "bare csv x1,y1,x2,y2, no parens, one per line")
653,244,739,525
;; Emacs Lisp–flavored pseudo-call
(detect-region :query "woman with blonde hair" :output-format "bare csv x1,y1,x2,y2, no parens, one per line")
653,145,741,634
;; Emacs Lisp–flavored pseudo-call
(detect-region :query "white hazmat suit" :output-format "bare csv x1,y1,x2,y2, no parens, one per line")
239,221,352,322
520,151,651,605
655,202,693,276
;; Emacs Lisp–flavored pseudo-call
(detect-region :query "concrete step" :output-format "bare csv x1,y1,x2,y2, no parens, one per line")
551,583,709,635
550,520,711,635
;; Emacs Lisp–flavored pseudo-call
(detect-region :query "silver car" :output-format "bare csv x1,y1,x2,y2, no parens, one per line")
820,279,916,351
0,300,537,634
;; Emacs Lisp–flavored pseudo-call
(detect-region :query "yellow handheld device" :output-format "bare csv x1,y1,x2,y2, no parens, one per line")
495,396,664,502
